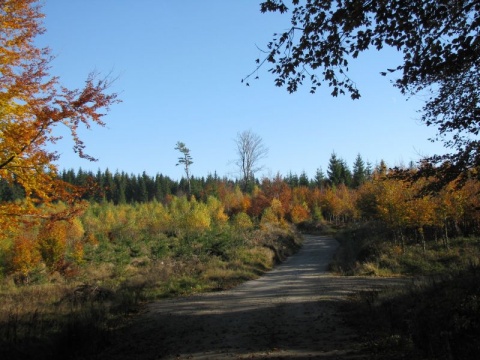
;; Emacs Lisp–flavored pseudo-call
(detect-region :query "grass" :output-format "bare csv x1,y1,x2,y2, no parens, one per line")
331,224,480,277
0,223,302,359
0,282,115,359
332,223,480,360
344,268,480,360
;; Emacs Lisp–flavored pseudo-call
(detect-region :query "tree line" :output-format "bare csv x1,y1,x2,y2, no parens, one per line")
0,151,383,205
2,1,478,240
3,155,480,282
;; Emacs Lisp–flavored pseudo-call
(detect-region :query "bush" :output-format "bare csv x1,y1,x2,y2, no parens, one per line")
348,269,480,360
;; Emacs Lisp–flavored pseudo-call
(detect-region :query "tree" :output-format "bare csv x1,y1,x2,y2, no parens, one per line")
234,130,268,191
314,167,326,188
175,141,193,195
376,178,413,251
352,154,367,188
248,1,480,184
327,152,352,187
0,0,118,235
299,171,309,187
327,153,343,186
374,160,389,178
285,171,299,187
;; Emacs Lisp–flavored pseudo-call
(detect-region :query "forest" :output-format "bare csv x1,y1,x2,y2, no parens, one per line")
2,151,479,282
1,155,480,359
1,1,479,359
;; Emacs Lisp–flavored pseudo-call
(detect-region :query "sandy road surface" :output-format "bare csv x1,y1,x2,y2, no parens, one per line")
95,235,406,359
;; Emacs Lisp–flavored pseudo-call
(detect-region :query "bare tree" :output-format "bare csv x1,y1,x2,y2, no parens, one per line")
175,141,193,195
234,130,268,191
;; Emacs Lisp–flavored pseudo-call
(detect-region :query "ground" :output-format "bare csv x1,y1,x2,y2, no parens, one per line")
91,235,406,359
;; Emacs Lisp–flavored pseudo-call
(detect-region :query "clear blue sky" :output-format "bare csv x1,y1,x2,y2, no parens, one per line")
39,0,446,181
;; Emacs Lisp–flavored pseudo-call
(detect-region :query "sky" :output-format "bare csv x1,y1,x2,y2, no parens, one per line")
38,0,447,181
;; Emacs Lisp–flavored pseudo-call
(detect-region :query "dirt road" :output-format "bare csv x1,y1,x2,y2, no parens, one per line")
96,235,405,359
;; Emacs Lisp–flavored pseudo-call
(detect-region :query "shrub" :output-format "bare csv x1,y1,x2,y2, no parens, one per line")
10,235,41,282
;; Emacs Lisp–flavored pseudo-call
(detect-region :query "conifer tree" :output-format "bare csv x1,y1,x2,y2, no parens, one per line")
327,152,352,187
299,171,309,187
327,153,343,186
352,154,367,188
314,167,326,189
175,142,193,195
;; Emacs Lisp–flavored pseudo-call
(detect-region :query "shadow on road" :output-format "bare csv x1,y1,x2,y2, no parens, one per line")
94,235,407,359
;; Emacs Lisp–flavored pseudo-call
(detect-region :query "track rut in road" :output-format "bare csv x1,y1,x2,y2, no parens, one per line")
96,235,406,359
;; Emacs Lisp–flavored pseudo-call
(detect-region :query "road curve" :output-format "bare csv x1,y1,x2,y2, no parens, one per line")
95,235,405,359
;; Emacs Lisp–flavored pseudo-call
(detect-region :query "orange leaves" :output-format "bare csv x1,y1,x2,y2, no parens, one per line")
35,217,86,271
5,209,87,279
220,185,250,216
11,235,41,279
37,220,68,271
0,0,118,236
248,188,270,218
289,203,310,224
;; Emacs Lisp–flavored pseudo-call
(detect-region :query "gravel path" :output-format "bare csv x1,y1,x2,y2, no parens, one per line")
96,235,406,359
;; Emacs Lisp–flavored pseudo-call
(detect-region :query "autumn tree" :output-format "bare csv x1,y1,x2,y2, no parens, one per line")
175,141,193,195
10,233,40,282
0,0,118,235
376,179,413,251
409,184,434,252
356,180,380,220
234,130,268,191
248,186,270,218
248,0,480,185
321,187,342,223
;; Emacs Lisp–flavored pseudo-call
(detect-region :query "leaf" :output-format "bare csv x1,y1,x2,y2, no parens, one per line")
0,0,118,235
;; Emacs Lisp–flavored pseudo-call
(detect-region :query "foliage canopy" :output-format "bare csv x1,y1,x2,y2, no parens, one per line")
248,0,480,184
0,0,118,234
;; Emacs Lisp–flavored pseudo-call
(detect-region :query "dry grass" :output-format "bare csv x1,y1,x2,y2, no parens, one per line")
0,224,302,360
333,225,480,360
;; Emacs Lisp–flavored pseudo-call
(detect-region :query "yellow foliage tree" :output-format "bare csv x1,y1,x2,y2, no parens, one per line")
186,198,211,235
321,187,343,223
140,201,171,235
37,220,68,271
231,212,254,231
375,179,413,250
260,207,280,228
206,196,229,228
270,198,285,220
0,0,118,237
11,234,41,280
169,196,211,237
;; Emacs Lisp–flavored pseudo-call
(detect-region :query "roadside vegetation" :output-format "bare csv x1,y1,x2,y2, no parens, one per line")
332,212,480,359
1,159,479,359
0,197,301,359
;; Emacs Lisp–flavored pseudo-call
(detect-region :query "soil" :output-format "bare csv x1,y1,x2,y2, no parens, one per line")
93,235,407,359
